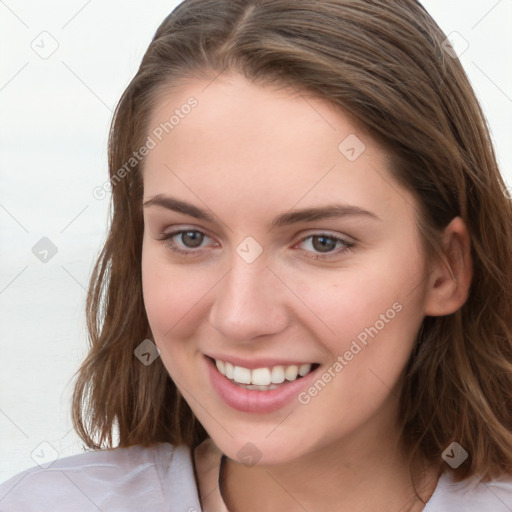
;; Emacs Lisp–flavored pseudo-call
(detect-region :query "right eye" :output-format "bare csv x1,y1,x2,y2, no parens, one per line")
158,229,218,255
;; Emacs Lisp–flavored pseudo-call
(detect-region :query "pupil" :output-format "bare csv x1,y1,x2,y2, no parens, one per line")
312,236,336,252
182,231,203,248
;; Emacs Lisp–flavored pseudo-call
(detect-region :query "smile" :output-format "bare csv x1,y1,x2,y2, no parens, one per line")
214,358,316,390
205,356,321,413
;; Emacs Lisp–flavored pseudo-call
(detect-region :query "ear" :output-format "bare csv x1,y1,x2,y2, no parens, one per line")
423,216,473,316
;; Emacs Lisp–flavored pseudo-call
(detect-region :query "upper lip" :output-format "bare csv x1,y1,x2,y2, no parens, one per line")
205,353,318,369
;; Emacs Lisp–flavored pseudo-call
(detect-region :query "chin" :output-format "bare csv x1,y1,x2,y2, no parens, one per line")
202,422,320,467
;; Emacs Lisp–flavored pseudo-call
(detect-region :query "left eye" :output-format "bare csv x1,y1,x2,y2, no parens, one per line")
174,230,206,248
158,229,215,253
297,234,353,255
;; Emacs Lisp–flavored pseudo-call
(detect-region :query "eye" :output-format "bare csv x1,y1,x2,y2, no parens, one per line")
296,233,355,258
156,228,354,259
157,229,217,255
176,230,205,248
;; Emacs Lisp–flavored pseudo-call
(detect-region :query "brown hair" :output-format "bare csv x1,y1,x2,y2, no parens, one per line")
72,0,512,486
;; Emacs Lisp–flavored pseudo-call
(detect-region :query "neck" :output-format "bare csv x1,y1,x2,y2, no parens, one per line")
220,408,440,512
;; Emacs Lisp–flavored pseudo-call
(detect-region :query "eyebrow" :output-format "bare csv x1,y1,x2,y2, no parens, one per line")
143,194,381,228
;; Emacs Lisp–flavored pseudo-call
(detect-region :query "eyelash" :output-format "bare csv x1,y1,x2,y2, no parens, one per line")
297,233,355,259
157,229,355,260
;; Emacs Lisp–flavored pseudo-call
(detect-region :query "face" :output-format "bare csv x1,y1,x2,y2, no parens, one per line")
141,73,433,465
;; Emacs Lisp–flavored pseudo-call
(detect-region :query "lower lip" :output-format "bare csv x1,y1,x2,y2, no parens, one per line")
205,356,321,413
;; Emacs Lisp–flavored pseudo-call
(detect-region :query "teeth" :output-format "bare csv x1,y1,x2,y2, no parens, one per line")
225,361,234,379
284,365,299,381
233,366,251,384
271,365,285,384
299,363,312,376
213,358,315,386
245,384,279,391
215,359,225,374
251,368,271,386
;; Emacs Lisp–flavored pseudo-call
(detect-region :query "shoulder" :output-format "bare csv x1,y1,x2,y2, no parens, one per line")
425,470,512,511
0,443,202,512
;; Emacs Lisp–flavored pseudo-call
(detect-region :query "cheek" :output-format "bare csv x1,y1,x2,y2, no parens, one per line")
141,254,200,383
141,243,217,358
289,255,426,410
291,260,420,348
293,273,423,440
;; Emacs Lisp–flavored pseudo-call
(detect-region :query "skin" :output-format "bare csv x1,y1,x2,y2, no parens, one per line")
141,73,473,512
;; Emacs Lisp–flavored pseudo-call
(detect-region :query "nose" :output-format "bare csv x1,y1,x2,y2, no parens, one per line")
208,256,291,343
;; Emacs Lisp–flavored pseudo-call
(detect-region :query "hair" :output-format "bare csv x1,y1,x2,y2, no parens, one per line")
72,0,512,490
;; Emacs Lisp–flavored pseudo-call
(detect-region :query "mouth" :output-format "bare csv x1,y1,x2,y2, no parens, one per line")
211,357,320,391
204,355,321,413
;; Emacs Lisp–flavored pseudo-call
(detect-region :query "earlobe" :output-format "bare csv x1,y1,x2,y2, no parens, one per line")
423,216,473,317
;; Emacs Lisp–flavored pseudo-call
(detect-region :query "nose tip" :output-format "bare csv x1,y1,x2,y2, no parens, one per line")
207,260,290,343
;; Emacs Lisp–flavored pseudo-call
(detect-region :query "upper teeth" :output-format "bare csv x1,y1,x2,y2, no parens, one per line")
215,359,313,385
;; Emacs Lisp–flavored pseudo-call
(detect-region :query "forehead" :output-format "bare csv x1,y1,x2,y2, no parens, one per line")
142,73,413,224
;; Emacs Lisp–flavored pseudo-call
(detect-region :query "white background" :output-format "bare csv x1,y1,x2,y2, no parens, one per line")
1,0,511,483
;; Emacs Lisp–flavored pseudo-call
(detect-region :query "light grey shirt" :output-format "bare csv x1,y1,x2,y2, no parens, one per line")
2,442,512,511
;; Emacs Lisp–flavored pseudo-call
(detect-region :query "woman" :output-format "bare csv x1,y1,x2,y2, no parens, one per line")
2,1,512,510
